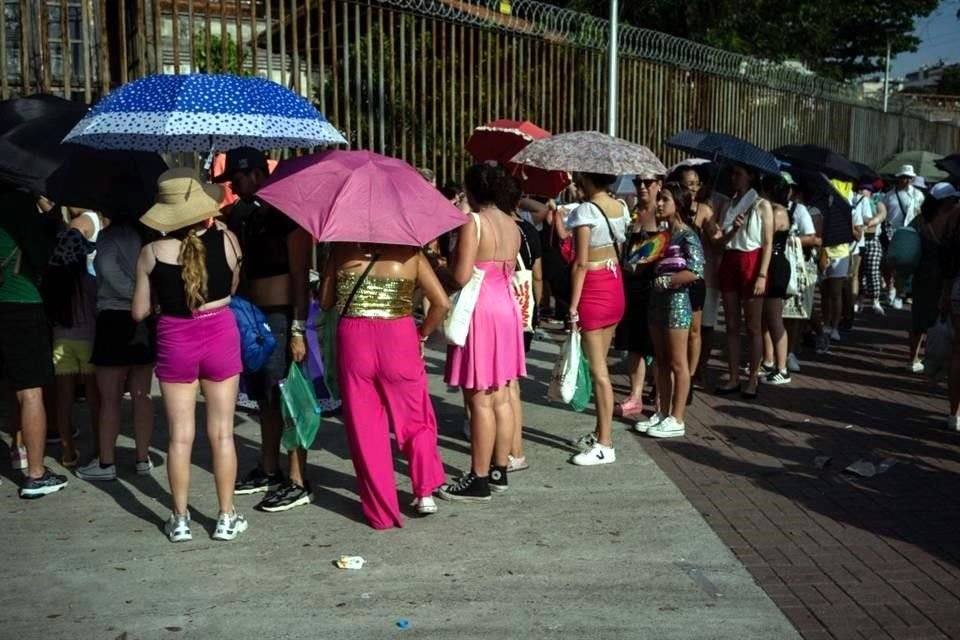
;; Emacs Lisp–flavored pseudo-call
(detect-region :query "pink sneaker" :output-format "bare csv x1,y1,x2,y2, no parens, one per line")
614,396,643,418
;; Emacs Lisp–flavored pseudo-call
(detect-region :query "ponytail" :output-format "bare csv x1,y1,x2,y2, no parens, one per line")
179,227,208,311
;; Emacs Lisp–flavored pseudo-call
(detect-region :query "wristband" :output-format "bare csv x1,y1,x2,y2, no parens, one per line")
757,274,767,279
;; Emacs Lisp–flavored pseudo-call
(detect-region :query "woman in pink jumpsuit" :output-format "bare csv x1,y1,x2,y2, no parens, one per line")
320,244,449,529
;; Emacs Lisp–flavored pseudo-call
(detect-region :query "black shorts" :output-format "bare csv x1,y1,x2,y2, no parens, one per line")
245,307,291,409
91,310,157,367
0,302,54,390
689,280,707,312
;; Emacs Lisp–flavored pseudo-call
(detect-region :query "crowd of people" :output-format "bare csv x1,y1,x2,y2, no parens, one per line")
3,142,960,541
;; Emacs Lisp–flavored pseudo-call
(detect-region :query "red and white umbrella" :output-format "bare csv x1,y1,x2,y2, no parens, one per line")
466,119,570,198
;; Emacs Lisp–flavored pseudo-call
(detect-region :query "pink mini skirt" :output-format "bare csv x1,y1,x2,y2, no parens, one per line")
578,264,626,331
156,305,242,384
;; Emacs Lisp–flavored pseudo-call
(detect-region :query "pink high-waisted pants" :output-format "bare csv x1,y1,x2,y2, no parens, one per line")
336,316,446,529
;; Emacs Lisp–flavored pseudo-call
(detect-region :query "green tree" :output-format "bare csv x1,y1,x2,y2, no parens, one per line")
193,31,247,75
542,0,939,81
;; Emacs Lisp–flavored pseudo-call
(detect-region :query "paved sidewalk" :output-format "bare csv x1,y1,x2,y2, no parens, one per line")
0,335,795,640
635,309,960,640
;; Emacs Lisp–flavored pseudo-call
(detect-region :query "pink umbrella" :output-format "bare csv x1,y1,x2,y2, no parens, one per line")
257,150,468,246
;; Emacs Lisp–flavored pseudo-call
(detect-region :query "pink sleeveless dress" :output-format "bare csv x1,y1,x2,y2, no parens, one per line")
444,260,527,390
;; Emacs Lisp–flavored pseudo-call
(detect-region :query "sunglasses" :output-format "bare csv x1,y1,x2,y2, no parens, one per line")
633,179,659,187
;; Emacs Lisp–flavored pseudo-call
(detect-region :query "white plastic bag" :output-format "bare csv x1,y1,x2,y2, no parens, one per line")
512,251,534,332
547,330,581,404
444,213,485,346
924,317,954,379
785,236,801,297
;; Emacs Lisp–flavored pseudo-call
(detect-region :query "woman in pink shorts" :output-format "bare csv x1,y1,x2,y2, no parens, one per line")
565,172,628,466
133,168,246,543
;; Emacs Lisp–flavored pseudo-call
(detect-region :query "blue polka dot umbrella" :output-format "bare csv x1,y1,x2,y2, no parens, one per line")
62,73,346,153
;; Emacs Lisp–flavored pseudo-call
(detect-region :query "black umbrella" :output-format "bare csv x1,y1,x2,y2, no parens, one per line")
772,144,860,182
790,166,853,246
936,154,960,179
0,94,167,218
665,130,781,176
850,161,880,185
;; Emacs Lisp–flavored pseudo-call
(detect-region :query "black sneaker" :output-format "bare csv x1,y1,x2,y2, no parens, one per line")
234,466,285,495
761,370,792,386
489,465,508,494
19,468,68,499
258,481,313,512
437,472,491,503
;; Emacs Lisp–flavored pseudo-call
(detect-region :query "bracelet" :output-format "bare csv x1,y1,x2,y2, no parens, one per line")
567,311,580,321
757,273,767,279
290,319,307,333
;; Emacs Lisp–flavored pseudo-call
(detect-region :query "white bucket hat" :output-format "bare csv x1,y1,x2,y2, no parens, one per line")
896,164,918,179
140,168,224,233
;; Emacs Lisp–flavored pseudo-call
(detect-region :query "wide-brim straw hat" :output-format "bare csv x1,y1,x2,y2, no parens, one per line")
141,168,224,233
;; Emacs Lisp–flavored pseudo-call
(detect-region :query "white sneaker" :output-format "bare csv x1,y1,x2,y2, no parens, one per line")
947,416,960,431
648,416,686,439
135,458,154,476
872,301,885,316
571,432,597,450
853,303,861,314
212,511,248,541
571,442,615,466
164,512,192,543
76,458,117,481
829,328,841,341
892,298,904,310
411,496,438,515
787,353,801,373
888,290,897,305
910,361,925,374
634,413,664,434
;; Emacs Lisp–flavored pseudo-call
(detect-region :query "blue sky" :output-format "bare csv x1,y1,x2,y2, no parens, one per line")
891,0,960,77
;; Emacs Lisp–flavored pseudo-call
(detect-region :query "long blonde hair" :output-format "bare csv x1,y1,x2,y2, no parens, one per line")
178,226,208,311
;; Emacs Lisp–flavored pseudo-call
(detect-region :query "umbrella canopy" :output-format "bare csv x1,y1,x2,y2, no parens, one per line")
257,150,467,246
466,120,570,197
665,130,780,176
850,161,880,184
63,73,346,152
510,131,667,177
877,151,947,182
772,144,860,182
667,157,710,176
935,153,960,179
0,94,166,217
790,166,853,246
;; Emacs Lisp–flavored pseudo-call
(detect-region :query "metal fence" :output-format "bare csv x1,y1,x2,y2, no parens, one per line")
5,0,960,180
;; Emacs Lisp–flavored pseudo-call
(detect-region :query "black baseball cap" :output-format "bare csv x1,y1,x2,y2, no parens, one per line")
212,147,269,183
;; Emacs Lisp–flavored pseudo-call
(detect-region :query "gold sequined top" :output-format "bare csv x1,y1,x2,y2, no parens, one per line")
336,271,416,319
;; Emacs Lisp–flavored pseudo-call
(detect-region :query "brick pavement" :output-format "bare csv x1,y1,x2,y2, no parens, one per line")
632,309,960,640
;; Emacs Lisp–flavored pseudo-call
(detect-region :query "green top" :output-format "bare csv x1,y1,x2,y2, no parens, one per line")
0,187,52,304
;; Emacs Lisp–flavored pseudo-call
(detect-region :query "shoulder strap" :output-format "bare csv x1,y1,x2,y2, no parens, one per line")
590,201,622,260
340,254,380,319
468,212,481,242
82,211,102,241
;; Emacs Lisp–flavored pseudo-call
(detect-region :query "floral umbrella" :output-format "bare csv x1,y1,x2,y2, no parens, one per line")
510,131,667,177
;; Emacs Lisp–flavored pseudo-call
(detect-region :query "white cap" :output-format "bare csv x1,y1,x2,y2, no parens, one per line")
931,182,960,201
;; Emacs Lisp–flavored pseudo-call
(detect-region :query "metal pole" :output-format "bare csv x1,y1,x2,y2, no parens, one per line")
883,37,891,113
607,0,618,136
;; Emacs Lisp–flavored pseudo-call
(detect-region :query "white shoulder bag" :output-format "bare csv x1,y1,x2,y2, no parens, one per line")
444,212,486,347
512,232,534,332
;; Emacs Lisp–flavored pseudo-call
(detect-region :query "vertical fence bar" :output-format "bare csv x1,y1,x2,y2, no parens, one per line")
317,0,327,115
249,0,257,76
352,2,361,148
186,0,193,73
97,0,109,94
265,0,272,80
398,11,405,160
467,21,473,144
330,0,340,133
279,0,286,87
234,0,242,76
340,0,351,145
419,16,426,165
81,0,92,100
203,0,211,73
60,0,71,96
439,20,446,177
388,8,396,156
38,1,50,93
219,1,227,74
376,4,384,154
291,0,300,94
171,0,180,73
20,0,31,94
136,0,146,77
366,2,375,151
304,0,313,103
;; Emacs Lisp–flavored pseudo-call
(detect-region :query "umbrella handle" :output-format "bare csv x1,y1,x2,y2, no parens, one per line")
200,140,215,182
